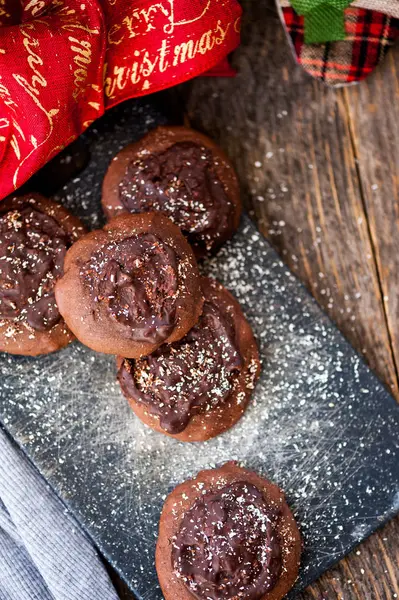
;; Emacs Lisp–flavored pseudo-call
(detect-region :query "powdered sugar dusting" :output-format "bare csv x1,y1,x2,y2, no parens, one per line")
0,219,398,598
172,480,282,599
0,102,398,600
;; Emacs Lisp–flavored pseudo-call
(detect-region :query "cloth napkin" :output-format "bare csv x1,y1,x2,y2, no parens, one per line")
0,426,120,600
277,0,399,85
0,0,242,201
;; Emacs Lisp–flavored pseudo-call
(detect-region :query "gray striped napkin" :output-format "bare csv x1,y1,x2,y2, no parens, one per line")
0,427,119,600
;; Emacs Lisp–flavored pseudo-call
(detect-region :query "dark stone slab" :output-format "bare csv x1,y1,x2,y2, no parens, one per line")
0,99,398,600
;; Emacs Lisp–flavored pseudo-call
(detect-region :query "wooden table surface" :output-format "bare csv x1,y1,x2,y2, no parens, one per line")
114,1,399,597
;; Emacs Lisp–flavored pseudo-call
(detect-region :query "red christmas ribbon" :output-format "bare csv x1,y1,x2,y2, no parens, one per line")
0,0,242,200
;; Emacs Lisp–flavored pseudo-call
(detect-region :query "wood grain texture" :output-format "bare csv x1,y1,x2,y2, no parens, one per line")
344,48,399,393
172,0,399,598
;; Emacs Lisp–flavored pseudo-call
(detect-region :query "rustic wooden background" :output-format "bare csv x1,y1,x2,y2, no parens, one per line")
114,0,399,597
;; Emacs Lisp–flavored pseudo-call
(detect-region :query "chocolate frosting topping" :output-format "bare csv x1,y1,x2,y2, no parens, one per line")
0,205,69,331
81,233,178,344
119,141,233,253
118,296,242,433
173,481,282,600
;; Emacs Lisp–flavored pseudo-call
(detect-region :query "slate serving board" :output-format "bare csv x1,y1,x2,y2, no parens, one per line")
0,99,398,600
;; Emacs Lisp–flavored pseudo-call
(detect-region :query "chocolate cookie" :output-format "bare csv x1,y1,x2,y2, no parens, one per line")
117,277,260,441
102,126,241,258
0,194,86,356
156,462,301,600
55,213,203,358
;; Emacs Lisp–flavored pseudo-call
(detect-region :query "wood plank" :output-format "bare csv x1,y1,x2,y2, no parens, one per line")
344,45,399,394
181,0,399,400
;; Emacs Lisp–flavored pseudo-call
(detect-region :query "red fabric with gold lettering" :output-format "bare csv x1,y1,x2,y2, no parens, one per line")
0,0,241,199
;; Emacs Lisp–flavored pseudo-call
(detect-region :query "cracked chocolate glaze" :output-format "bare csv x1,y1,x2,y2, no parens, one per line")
0,205,69,331
118,289,243,433
119,142,234,254
81,233,179,344
172,481,282,600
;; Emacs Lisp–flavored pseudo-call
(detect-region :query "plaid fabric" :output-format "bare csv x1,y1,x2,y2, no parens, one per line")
281,6,399,85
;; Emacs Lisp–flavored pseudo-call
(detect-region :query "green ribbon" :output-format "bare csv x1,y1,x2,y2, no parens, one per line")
290,0,353,44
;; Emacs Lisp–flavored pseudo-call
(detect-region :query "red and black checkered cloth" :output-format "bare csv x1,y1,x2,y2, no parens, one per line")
282,6,399,84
